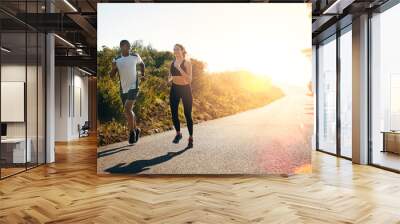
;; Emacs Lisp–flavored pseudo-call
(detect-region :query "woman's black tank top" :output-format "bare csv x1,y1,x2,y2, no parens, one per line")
170,60,187,76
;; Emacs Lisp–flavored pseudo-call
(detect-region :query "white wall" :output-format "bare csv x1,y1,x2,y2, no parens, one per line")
1,65,26,143
54,67,89,141
1,63,46,164
1,65,33,138
70,71,89,139
55,66,69,141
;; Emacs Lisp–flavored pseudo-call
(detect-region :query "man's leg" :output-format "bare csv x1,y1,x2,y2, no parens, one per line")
124,100,136,131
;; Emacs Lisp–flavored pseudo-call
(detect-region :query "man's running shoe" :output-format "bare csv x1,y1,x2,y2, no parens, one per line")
134,128,141,143
128,130,136,145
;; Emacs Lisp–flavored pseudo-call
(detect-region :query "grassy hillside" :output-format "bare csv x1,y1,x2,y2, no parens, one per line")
97,42,284,146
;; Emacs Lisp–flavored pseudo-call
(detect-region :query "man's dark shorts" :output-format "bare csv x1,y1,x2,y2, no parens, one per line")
121,88,139,105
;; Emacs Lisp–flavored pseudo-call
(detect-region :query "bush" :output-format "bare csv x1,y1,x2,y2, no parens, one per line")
97,43,284,146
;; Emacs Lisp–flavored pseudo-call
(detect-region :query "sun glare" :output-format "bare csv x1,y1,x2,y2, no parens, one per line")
98,4,311,86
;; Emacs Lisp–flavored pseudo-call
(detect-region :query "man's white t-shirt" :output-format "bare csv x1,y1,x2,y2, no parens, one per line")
113,53,143,93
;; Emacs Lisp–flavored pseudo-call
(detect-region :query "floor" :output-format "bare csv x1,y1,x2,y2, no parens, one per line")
0,167,26,178
1,163,44,179
372,150,400,171
98,86,313,175
0,136,400,223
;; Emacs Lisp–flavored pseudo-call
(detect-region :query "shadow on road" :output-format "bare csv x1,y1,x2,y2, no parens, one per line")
104,146,192,174
97,144,132,158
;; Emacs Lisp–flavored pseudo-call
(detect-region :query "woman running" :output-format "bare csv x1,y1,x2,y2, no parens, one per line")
168,44,193,148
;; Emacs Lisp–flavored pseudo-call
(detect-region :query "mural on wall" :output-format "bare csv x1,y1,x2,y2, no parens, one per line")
97,3,313,175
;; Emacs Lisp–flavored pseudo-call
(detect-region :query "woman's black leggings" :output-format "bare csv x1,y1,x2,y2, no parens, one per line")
169,83,193,136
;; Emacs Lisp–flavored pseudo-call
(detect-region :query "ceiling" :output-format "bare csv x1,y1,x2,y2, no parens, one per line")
0,0,98,74
1,0,316,75
311,0,391,44
2,0,394,73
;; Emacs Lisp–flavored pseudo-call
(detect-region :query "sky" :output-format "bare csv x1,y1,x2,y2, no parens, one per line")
98,3,311,86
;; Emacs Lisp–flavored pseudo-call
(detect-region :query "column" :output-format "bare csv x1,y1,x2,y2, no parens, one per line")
352,14,369,164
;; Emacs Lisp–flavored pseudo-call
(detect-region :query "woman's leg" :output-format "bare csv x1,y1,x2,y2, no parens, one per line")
169,85,181,133
182,86,193,137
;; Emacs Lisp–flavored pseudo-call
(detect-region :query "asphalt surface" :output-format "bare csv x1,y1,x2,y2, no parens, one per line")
97,85,314,175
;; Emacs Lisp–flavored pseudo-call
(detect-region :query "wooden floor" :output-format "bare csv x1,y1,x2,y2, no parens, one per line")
372,150,400,171
1,135,400,224
1,167,26,178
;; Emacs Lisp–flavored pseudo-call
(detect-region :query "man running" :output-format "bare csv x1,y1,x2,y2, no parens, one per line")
109,40,145,145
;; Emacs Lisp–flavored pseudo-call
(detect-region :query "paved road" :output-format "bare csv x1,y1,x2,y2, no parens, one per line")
97,85,314,175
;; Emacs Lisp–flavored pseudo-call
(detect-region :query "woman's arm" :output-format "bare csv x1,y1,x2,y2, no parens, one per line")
168,71,173,83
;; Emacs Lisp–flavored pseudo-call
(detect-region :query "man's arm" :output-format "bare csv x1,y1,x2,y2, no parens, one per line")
136,53,145,77
110,62,118,79
139,61,145,77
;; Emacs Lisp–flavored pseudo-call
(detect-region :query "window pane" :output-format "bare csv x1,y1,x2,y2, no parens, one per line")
1,31,27,177
38,33,45,165
340,29,352,158
371,4,400,171
318,36,337,154
27,31,38,169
